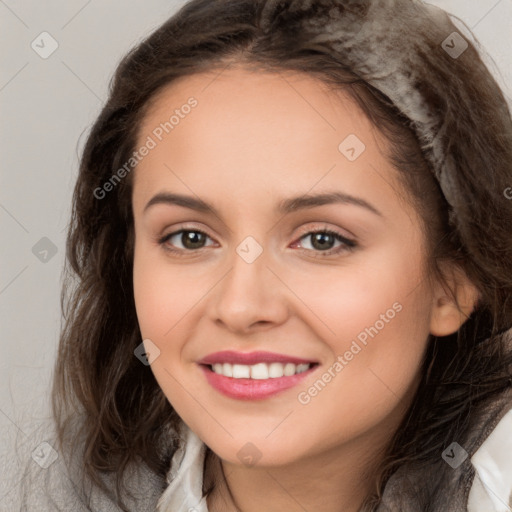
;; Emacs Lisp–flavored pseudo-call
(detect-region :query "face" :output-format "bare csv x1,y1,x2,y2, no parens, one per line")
131,66,438,468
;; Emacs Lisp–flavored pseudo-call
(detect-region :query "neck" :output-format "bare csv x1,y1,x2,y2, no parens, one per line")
203,368,419,512
204,426,394,512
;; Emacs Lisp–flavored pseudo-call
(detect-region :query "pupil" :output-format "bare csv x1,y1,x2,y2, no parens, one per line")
312,233,333,250
183,231,205,249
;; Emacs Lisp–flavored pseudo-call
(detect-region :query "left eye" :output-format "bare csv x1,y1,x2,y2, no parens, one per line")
295,229,356,254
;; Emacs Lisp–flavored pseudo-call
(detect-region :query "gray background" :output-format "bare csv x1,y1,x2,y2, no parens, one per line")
1,0,511,502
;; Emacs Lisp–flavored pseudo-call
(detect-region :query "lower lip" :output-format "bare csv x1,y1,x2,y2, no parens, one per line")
199,364,318,400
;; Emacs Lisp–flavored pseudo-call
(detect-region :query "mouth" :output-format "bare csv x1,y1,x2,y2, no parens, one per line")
197,356,320,400
204,361,317,379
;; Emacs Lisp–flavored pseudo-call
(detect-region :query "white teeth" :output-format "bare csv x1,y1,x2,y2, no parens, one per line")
283,363,296,376
296,363,310,374
210,362,312,379
250,363,269,380
268,362,284,378
232,364,251,378
222,362,233,377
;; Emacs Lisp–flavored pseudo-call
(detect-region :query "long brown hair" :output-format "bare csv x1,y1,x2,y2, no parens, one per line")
52,1,512,510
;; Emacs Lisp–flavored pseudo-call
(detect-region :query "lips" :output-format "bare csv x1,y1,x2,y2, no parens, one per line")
197,350,317,366
197,350,319,400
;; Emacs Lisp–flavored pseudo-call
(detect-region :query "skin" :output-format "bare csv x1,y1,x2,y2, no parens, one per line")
131,65,477,512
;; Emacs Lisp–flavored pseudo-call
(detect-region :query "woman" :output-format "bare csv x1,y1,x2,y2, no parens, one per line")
17,0,512,511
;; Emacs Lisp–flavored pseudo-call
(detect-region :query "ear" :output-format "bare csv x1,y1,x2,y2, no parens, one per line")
430,264,480,337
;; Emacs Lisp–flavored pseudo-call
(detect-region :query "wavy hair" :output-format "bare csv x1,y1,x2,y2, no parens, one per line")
52,0,512,510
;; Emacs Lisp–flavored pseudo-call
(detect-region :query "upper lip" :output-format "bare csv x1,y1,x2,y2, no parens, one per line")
197,350,318,366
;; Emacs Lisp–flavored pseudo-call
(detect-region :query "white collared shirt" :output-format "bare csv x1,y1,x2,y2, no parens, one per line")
157,413,512,512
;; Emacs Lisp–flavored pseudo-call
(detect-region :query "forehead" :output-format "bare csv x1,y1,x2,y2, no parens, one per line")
141,65,357,127
131,66,404,221
136,65,375,151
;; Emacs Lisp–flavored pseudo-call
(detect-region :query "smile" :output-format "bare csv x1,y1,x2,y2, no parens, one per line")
197,351,319,400
209,361,312,379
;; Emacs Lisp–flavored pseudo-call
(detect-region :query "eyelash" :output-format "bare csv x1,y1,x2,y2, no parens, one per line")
157,225,357,258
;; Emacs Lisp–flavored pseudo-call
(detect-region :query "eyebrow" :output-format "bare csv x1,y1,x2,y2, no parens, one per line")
143,191,382,217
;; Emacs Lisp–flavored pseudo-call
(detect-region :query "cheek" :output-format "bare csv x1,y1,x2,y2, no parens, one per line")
289,301,429,461
132,245,194,339
287,244,433,430
132,253,198,411
132,245,213,409
133,270,170,338
289,240,432,350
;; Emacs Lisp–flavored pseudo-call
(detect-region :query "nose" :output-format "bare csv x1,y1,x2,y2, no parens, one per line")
207,246,289,334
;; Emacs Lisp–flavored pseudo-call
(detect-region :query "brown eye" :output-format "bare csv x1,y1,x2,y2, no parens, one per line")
159,229,214,251
309,232,337,251
295,229,356,256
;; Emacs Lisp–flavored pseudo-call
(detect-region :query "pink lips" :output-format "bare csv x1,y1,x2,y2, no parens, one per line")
197,350,316,366
197,350,318,400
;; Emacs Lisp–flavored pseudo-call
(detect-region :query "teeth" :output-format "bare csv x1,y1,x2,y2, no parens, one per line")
222,362,233,377
296,363,310,374
284,363,295,376
232,364,250,378
210,362,312,379
250,363,268,380
268,362,284,378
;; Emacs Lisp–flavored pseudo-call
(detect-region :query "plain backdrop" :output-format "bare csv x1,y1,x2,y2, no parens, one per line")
1,0,511,503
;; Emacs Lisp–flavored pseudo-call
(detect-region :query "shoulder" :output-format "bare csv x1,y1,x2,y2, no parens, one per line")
467,387,512,511
2,417,166,512
465,328,512,509
446,327,512,511
377,328,512,512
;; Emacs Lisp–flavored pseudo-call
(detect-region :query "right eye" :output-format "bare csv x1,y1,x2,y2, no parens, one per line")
158,228,216,254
